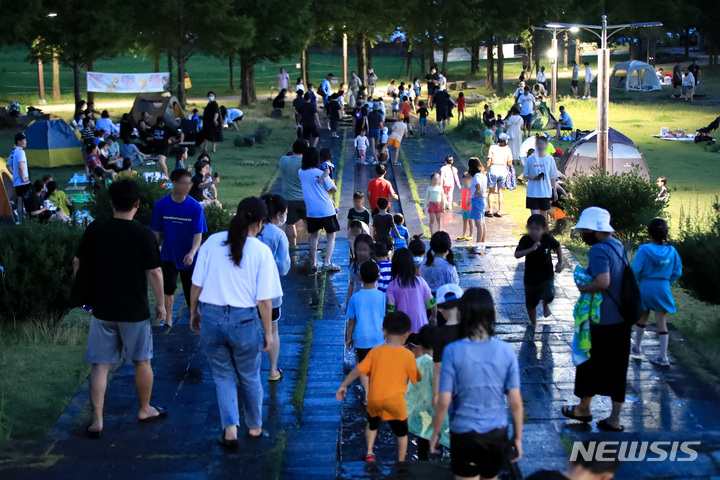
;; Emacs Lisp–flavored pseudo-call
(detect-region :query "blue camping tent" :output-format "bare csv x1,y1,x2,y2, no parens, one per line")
25,119,84,168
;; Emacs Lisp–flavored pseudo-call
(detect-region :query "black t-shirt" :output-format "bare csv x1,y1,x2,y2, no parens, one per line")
75,218,162,322
272,95,285,109
25,191,43,214
368,111,383,130
354,107,368,135
326,100,341,121
152,126,177,150
347,207,370,225
433,324,462,363
292,96,304,113
425,72,440,93
190,174,204,202
525,471,568,480
516,233,560,285
418,107,429,119
300,102,317,127
372,213,394,243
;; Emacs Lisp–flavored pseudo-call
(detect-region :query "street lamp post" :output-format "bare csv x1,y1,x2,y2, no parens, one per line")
534,25,578,114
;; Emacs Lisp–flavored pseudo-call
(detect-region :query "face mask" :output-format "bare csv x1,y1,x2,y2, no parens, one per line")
277,213,287,228
208,95,215,102
581,230,599,246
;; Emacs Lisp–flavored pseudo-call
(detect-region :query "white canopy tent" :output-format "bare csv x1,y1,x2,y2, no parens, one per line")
609,61,662,92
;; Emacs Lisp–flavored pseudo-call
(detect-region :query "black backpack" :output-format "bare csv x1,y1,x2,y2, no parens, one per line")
602,241,643,326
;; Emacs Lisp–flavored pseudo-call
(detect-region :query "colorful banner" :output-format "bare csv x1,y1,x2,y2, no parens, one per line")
86,72,170,93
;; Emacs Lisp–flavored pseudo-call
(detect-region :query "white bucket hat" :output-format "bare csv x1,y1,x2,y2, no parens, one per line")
574,207,614,233
498,133,509,142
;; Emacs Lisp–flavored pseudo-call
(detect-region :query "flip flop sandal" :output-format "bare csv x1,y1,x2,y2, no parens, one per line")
562,405,593,423
246,429,270,440
268,369,284,382
217,430,239,449
139,405,168,423
365,454,376,462
85,424,102,439
597,419,624,432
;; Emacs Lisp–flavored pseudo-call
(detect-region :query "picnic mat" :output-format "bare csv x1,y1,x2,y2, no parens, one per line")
68,192,94,204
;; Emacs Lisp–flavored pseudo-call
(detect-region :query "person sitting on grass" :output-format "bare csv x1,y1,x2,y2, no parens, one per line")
25,179,70,223
117,158,138,179
46,180,73,217
336,311,421,463
120,136,147,166
86,145,115,180
190,160,221,208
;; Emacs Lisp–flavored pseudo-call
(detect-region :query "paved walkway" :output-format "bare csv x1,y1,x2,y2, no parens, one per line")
5,117,720,480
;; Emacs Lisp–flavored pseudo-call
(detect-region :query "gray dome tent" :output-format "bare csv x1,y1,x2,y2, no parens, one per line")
609,61,662,92
558,128,650,179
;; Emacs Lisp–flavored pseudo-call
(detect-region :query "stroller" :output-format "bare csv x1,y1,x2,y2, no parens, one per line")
695,116,719,144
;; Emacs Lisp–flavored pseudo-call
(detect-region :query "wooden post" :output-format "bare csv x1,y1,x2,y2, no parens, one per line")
52,53,60,101
342,33,348,85
37,60,46,103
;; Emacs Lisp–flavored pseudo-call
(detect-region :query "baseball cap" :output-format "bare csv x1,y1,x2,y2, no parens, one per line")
14,132,26,144
436,284,464,307
574,207,614,233
397,113,405,120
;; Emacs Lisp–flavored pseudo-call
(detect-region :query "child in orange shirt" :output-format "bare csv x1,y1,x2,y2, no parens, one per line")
336,312,421,463
456,92,467,121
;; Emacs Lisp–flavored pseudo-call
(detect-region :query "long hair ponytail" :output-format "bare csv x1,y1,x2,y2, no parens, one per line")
225,197,267,266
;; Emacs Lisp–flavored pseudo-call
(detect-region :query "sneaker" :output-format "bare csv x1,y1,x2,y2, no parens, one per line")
322,263,341,272
630,344,642,359
582,96,587,100
493,212,502,218
485,211,493,218
650,356,670,367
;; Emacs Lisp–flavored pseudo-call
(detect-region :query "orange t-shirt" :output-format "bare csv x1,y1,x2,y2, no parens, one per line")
461,187,472,211
367,177,396,212
357,345,421,420
401,102,411,117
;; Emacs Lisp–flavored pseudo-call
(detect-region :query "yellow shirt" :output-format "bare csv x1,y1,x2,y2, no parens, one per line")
47,190,70,216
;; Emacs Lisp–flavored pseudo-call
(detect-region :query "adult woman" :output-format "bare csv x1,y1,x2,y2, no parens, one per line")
505,107,524,161
486,133,513,217
257,194,291,382
467,157,487,254
202,91,223,153
430,288,523,480
298,147,341,272
277,67,290,91
190,197,282,447
388,114,408,165
562,207,631,432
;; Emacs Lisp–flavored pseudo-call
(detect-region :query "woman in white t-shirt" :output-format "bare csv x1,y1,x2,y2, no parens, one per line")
486,133,513,217
190,197,283,448
298,147,340,272
277,68,290,91
524,135,559,216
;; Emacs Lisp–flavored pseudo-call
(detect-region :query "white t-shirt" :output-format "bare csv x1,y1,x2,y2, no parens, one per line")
278,72,290,90
585,67,594,83
389,121,407,141
685,72,695,88
519,93,535,116
525,153,559,199
298,167,337,218
354,135,369,150
7,146,29,187
192,234,283,308
537,71,546,83
470,172,488,198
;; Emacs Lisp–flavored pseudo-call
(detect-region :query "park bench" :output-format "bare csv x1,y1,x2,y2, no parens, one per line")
447,80,468,91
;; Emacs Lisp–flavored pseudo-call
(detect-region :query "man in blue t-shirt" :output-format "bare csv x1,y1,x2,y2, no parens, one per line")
150,168,208,326
518,86,536,138
555,105,574,139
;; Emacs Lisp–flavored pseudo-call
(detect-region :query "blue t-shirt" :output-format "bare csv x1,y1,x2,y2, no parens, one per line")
558,111,573,129
587,238,626,325
150,195,208,270
347,288,386,349
393,225,410,249
439,338,520,434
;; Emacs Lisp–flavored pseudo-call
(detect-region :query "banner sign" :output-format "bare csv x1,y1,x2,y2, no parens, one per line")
86,71,170,93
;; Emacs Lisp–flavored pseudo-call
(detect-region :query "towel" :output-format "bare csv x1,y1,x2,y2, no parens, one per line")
572,265,602,366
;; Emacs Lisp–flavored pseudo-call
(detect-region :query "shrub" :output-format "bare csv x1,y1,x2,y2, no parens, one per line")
454,112,487,136
675,198,720,304
88,178,168,226
203,204,233,239
0,222,83,324
564,168,664,242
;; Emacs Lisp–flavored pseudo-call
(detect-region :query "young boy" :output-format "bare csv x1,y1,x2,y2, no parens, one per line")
347,191,371,229
373,197,401,249
418,101,429,136
355,130,370,164
431,284,463,404
391,93,400,118
408,236,426,275
374,242,392,293
392,213,410,249
514,214,564,324
336,311,421,463
345,261,387,404
459,172,474,241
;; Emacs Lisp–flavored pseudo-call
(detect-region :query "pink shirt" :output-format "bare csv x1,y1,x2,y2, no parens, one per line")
440,164,460,189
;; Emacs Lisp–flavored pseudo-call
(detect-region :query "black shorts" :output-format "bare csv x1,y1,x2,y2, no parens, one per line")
272,306,281,322
673,80,682,88
526,197,551,212
14,184,30,198
153,144,169,157
525,279,555,308
307,215,340,234
162,261,193,302
330,120,339,131
302,125,319,139
367,415,408,437
356,348,371,363
286,200,307,225
450,428,509,479
571,80,579,87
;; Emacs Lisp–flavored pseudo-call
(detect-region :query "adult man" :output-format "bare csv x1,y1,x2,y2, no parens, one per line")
537,66,547,88
300,92,321,147
279,140,308,247
367,103,384,161
513,82,526,104
524,136,559,216
348,71,362,109
518,86,536,138
326,93,342,138
320,73,333,108
525,439,620,480
582,62,594,100
570,61,579,98
73,179,167,438
432,89,454,135
688,60,700,86
367,164,399,213
292,89,305,131
151,169,207,327
671,60,683,98
555,106,574,139
25,179,71,222
7,132,30,219
152,117,182,178
425,65,440,108
366,68,378,98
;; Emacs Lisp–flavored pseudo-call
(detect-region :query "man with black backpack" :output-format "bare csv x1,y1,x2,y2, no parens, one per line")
561,207,640,433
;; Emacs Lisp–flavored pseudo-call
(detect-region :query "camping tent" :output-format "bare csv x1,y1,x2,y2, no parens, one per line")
0,159,15,222
25,120,84,168
558,128,650,178
130,95,185,129
609,61,662,92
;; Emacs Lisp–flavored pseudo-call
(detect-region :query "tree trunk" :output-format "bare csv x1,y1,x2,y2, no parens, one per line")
86,58,94,104
441,48,448,74
73,63,81,104
240,52,254,106
575,38,581,65
366,39,373,70
420,50,426,73
496,37,504,94
300,50,308,87
684,28,690,59
153,55,160,73
249,63,256,101
167,49,173,94
486,36,495,89
356,34,366,82
229,55,234,92
406,48,412,79
470,41,479,74
177,56,186,108
304,49,310,86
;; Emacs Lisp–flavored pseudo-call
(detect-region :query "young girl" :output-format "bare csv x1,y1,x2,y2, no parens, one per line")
420,231,460,293
456,92,466,122
408,235,427,275
295,77,305,92
631,218,683,367
439,156,461,209
346,234,375,310
467,157,488,255
386,249,437,346
424,173,448,234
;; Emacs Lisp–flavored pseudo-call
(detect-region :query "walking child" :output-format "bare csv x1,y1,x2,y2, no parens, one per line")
336,312,421,462
418,101,429,136
391,93,400,118
346,234,375,310
514,214,564,324
408,236,426,275
459,172,474,241
431,284,464,404
424,173,448,234
392,213,410,249
355,130,370,164
373,197,401,249
420,231,460,294
345,261,387,404
631,218,682,366
455,92,466,122
439,155,461,208
468,157,488,254
375,242,393,293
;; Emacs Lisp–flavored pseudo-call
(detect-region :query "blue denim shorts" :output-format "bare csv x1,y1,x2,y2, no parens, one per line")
469,196,486,220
